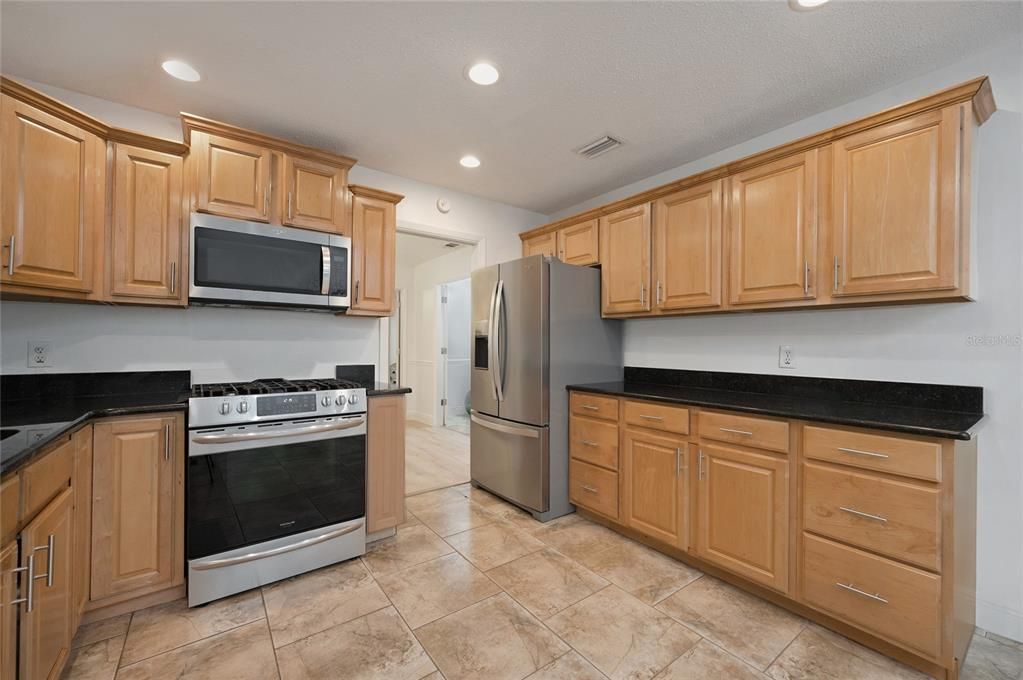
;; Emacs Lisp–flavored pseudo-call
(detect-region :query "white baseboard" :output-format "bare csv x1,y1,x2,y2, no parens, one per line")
407,410,435,426
977,598,1023,643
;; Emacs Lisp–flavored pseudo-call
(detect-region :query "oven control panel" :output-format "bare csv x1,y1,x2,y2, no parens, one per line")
257,393,317,417
189,388,367,428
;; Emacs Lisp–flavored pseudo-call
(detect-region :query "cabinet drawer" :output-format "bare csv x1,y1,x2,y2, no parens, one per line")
569,415,619,470
699,411,789,453
804,425,941,482
803,462,940,571
21,436,74,521
801,533,941,658
569,459,618,520
570,392,619,422
622,400,689,435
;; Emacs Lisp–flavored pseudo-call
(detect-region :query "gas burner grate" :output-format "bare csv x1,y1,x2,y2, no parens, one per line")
191,377,362,398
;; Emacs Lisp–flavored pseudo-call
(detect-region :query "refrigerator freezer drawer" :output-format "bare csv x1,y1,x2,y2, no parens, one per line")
470,411,549,513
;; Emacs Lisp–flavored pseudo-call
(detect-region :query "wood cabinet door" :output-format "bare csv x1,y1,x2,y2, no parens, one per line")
71,425,93,629
727,151,817,306
282,154,348,234
696,443,789,592
367,395,406,533
91,415,183,602
1,94,104,293
621,428,688,549
0,541,16,680
19,487,74,680
193,131,272,222
831,107,961,296
557,219,599,266
599,203,652,314
350,194,396,315
522,232,556,259
654,180,723,311
110,144,184,301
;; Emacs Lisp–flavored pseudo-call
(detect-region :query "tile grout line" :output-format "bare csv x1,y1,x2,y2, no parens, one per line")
258,588,284,680
114,607,266,670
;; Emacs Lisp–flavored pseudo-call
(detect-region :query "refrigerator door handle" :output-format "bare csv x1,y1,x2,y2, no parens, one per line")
471,412,539,438
493,279,505,403
487,280,499,400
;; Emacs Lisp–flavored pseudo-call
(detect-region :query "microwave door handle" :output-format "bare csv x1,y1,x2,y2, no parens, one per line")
320,246,331,295
493,279,505,402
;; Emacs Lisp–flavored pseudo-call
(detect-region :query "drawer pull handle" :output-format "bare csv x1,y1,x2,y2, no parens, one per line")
580,405,600,411
836,582,889,604
837,447,890,459
719,427,753,436
581,485,599,494
581,440,599,447
639,415,664,421
839,506,888,523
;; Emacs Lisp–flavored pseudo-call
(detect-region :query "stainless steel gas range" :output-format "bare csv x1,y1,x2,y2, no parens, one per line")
186,378,367,606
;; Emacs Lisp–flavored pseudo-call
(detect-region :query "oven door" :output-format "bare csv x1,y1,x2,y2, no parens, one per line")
186,415,366,562
190,212,344,309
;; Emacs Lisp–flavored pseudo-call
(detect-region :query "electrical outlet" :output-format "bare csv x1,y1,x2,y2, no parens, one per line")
779,345,796,369
28,341,53,368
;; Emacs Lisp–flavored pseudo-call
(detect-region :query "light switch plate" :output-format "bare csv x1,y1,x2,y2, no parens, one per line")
28,340,53,368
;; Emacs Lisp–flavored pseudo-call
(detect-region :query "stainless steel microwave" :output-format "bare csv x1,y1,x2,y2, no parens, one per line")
189,213,350,311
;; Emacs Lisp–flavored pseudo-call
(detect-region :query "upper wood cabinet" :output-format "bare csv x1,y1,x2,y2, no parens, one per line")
91,414,184,605
728,150,817,306
109,144,185,303
1,93,105,294
523,231,557,258
558,219,599,266
696,443,789,593
367,395,407,533
600,203,652,315
621,428,689,550
654,180,723,311
349,185,402,316
281,153,348,234
191,131,273,222
831,107,962,297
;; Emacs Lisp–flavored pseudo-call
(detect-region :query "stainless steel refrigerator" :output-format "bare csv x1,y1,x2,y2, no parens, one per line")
470,255,622,521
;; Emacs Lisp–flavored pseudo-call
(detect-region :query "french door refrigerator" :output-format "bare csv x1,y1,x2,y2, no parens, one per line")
470,255,622,521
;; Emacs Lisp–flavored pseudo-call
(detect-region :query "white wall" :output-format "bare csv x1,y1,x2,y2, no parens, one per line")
552,40,1023,641
1,78,547,385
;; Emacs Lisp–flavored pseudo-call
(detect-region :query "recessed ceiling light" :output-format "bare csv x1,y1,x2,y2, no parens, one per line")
459,155,481,168
161,60,201,82
788,0,830,10
466,62,500,86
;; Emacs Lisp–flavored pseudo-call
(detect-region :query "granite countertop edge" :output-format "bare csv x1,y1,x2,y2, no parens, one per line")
2,398,188,478
567,382,983,441
366,384,412,396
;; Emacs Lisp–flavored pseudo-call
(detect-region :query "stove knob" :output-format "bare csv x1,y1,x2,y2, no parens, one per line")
348,394,360,405
237,401,249,414
335,395,346,406
219,401,231,415
321,395,332,407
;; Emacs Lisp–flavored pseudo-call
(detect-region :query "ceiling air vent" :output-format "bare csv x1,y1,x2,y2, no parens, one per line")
443,242,461,248
575,135,623,159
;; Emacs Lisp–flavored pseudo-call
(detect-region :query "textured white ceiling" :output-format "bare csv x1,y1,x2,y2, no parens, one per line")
2,1,1019,214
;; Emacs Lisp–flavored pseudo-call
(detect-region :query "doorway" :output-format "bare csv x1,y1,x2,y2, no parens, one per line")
440,277,471,434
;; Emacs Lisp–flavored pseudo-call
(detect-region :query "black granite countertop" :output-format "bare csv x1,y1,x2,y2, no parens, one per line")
335,364,411,397
2,371,190,476
366,384,412,397
568,368,984,441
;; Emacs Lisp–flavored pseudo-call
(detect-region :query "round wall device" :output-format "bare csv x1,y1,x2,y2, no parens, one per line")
436,198,451,214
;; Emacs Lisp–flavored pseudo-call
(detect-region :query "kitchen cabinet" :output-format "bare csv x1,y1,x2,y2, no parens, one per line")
557,219,599,265
349,185,402,316
653,180,723,311
71,425,93,629
91,414,184,605
695,443,789,592
600,203,652,315
831,106,963,297
1,541,16,680
0,93,105,294
621,428,689,550
366,395,407,534
522,231,556,258
727,150,817,306
191,131,273,222
18,487,74,680
109,143,185,303
281,153,348,233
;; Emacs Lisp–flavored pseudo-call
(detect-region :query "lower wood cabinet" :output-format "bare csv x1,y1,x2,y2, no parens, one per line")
621,428,689,550
1,541,18,680
91,414,184,605
71,426,93,630
366,395,407,534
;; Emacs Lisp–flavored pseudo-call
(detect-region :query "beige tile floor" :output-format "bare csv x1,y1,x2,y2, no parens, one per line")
64,485,1022,680
405,420,470,495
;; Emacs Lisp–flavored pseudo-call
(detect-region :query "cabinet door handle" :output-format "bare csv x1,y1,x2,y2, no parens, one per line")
804,260,810,295
837,446,889,460
164,423,172,461
263,187,270,216
675,447,682,478
4,235,13,276
836,582,888,604
581,485,599,494
32,534,55,587
656,281,663,306
9,555,34,611
719,427,753,436
839,506,888,523
833,256,840,292
698,449,705,480
639,415,664,422
288,192,294,220
640,284,647,306
354,281,360,304
169,261,177,295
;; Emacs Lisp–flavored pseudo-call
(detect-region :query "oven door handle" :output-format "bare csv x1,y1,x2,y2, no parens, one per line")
190,522,364,571
191,416,366,444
